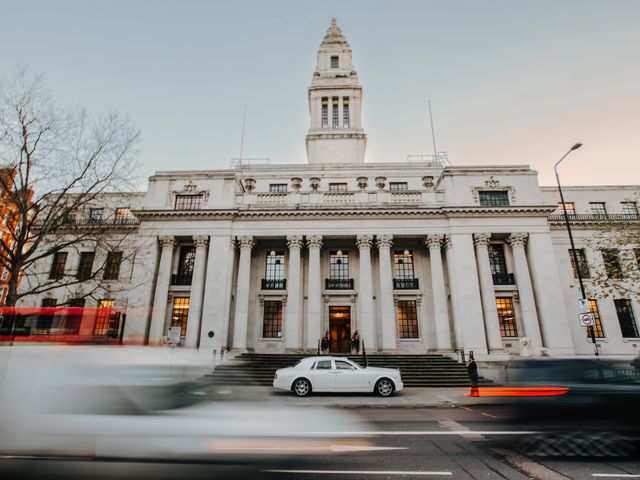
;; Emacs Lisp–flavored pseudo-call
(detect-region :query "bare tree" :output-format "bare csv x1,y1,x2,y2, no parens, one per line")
586,202,640,299
0,68,142,306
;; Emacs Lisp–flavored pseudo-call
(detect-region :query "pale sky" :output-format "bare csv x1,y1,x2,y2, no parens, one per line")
2,0,639,186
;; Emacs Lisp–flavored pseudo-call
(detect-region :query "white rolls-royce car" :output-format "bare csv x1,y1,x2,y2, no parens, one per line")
273,356,403,397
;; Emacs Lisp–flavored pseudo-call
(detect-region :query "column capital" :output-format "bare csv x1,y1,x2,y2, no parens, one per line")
507,232,528,248
237,235,255,251
306,235,323,250
159,236,175,249
193,235,209,248
287,235,304,250
425,234,444,250
473,233,491,248
376,234,393,249
444,235,453,250
356,234,373,250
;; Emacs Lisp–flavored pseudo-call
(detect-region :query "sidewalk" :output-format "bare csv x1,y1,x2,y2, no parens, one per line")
211,385,502,408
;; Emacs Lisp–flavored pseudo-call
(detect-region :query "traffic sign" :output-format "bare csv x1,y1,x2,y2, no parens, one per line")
579,312,595,326
578,299,591,314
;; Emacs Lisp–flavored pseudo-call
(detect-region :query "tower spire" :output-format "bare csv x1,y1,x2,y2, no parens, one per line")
305,19,366,164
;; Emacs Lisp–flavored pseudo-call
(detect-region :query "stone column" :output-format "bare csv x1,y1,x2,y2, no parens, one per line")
426,234,452,351
232,236,254,350
285,235,303,350
184,235,209,348
306,236,323,350
149,236,175,343
449,233,488,355
357,235,376,350
200,236,235,351
473,233,504,352
508,232,542,348
377,234,396,350
444,237,463,349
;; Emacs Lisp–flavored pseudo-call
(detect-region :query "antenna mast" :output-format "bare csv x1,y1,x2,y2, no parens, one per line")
428,100,438,159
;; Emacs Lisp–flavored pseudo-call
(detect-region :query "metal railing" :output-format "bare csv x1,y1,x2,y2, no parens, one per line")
171,274,193,286
492,273,515,285
325,278,354,290
548,214,640,221
261,279,286,290
393,278,419,290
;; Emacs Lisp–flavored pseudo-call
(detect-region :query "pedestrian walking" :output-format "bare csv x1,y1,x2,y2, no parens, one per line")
351,330,361,354
467,352,479,397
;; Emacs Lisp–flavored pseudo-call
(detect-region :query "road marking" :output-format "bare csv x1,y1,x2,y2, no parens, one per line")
592,475,640,478
438,420,484,440
265,470,452,476
481,412,499,419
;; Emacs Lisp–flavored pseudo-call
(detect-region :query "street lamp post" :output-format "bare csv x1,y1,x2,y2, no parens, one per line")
554,142,599,356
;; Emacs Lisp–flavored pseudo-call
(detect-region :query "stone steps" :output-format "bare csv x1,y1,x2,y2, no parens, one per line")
205,353,491,388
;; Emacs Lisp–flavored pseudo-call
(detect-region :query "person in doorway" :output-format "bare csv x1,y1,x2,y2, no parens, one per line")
351,330,361,354
321,330,330,353
467,352,479,397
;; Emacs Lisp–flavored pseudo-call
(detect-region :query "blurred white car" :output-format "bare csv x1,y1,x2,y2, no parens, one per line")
0,346,372,462
273,356,403,397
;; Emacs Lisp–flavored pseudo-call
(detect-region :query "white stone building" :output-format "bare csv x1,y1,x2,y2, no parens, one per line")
19,20,640,360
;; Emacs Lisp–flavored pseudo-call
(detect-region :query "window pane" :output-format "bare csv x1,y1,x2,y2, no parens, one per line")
77,252,95,280
479,191,509,206
332,103,339,128
390,182,408,191
269,184,287,193
321,103,328,128
343,102,349,128
602,249,622,279
89,208,104,222
589,202,607,216
584,299,605,338
488,245,508,275
104,251,122,281
115,207,133,223
397,300,418,338
330,55,339,68
622,202,639,217
330,251,349,279
393,251,414,279
496,297,517,337
170,297,190,337
178,246,196,277
49,252,68,280
329,183,348,191
262,300,283,338
558,202,575,215
615,299,639,338
94,298,116,336
315,360,332,370
265,251,285,280
568,249,590,279
175,194,203,210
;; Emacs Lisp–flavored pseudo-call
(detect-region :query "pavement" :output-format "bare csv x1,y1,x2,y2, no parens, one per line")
213,385,501,407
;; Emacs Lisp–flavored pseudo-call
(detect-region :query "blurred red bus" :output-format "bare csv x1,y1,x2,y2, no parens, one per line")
0,307,126,345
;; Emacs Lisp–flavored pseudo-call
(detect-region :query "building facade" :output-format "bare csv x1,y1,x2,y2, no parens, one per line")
18,20,640,360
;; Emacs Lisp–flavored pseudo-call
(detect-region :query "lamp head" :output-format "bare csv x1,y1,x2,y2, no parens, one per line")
571,143,583,151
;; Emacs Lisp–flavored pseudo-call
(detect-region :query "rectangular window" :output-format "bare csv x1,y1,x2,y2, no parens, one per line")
602,249,622,279
590,202,607,217
585,299,605,338
622,202,639,218
76,251,95,280
390,182,409,191
170,297,190,337
321,101,328,128
114,207,133,223
343,102,349,128
49,252,68,280
89,208,104,223
615,299,639,338
479,191,509,206
332,102,339,128
94,298,116,336
269,184,287,193
393,251,415,279
397,300,419,339
496,297,517,337
175,194,203,210
329,183,348,191
103,251,123,281
488,245,508,275
37,298,57,333
568,248,590,279
329,251,349,280
262,300,283,338
264,251,285,289
558,202,576,215
330,55,339,68
177,246,195,277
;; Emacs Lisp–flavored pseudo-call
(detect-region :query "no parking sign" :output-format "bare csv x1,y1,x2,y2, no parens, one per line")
579,312,595,326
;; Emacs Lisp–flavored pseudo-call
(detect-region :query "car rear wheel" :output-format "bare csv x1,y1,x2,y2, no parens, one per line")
375,378,395,397
292,378,312,397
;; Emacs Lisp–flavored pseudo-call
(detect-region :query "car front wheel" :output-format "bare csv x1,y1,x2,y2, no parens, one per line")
292,378,312,397
375,378,395,397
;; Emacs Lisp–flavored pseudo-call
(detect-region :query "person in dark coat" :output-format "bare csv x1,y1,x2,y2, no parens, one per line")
467,352,479,397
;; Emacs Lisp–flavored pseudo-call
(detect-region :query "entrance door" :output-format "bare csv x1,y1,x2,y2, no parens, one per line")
329,306,351,353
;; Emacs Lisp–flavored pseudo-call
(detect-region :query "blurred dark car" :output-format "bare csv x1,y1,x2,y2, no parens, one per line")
505,357,640,423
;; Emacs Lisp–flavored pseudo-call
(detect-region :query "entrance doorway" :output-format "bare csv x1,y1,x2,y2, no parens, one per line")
329,306,351,353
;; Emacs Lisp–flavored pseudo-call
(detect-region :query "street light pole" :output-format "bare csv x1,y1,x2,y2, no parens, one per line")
554,142,598,356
